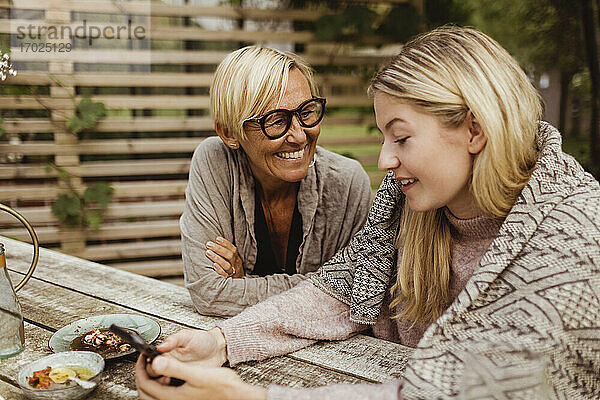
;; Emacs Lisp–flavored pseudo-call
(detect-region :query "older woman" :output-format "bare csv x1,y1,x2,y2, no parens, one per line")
181,46,371,317
139,27,600,399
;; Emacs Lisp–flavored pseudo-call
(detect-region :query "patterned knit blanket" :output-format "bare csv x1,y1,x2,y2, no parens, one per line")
312,122,600,398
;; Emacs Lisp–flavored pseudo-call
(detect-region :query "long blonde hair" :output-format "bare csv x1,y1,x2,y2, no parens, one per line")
210,46,318,140
368,27,542,324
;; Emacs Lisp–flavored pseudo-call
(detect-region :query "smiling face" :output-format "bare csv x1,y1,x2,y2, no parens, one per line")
375,92,486,219
239,67,320,191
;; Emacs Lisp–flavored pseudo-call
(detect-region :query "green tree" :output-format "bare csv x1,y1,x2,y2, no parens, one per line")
466,0,598,176
467,0,584,133
577,0,600,176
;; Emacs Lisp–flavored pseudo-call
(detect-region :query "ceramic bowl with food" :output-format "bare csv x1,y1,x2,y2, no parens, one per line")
17,351,104,400
49,314,160,359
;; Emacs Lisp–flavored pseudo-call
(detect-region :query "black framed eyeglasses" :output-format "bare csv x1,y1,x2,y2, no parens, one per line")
243,97,326,140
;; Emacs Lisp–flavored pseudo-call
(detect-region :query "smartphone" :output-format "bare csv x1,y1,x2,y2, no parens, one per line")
109,324,185,387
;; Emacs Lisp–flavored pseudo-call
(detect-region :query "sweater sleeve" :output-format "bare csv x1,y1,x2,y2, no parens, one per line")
268,381,402,400
216,280,366,365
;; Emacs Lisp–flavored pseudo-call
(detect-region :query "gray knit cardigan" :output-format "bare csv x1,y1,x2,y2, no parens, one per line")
312,122,600,399
181,137,371,317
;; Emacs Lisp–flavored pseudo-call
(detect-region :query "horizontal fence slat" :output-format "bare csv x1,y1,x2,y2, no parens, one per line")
4,219,180,243
9,49,389,66
0,95,372,110
0,200,184,224
78,239,183,261
8,72,214,87
3,117,215,133
0,159,191,179
0,181,188,201
150,26,314,43
0,138,202,155
0,95,210,109
7,72,365,88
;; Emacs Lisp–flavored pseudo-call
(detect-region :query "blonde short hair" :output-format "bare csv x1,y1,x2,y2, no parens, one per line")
368,26,543,325
210,46,318,140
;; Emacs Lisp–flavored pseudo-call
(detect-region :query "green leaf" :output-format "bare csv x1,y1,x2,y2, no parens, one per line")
51,193,82,226
83,182,114,209
84,211,103,230
66,97,107,134
66,115,85,134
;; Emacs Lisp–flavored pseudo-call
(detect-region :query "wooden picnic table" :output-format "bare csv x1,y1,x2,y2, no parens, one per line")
0,236,412,399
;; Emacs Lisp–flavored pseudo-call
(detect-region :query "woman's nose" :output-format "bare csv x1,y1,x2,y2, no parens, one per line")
285,116,307,144
378,143,400,171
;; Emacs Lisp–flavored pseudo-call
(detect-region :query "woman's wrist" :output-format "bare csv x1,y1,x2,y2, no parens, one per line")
209,326,228,366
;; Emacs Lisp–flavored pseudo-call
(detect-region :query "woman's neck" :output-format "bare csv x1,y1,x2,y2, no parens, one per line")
256,181,298,203
252,171,298,203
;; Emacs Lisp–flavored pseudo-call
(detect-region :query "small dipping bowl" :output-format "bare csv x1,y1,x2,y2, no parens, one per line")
17,351,104,400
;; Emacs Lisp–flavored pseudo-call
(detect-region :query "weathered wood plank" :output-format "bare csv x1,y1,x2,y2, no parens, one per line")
0,180,187,202
0,139,201,156
3,236,411,384
3,277,371,394
6,270,210,333
4,219,181,243
2,117,214,134
0,201,184,225
0,379,24,399
108,259,183,277
0,159,191,179
291,334,411,382
9,49,389,66
77,240,183,261
6,72,365,88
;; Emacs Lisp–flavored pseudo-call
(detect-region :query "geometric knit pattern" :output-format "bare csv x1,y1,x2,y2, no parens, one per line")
311,170,402,324
313,122,600,398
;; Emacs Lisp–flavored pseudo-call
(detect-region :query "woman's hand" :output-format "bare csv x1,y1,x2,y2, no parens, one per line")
136,355,267,400
147,327,228,378
205,236,244,278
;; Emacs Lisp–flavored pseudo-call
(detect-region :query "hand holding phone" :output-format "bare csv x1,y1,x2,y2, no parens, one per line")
110,324,185,387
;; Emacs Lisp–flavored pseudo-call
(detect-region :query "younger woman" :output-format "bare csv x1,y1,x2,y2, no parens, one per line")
137,27,600,399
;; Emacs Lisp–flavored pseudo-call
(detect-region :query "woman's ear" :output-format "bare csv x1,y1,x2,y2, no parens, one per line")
466,112,487,155
215,122,239,149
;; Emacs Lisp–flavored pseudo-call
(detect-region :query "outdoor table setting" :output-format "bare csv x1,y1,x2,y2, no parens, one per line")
0,235,413,399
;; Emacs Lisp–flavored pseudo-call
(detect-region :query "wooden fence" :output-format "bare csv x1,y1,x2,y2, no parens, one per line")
0,0,398,282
